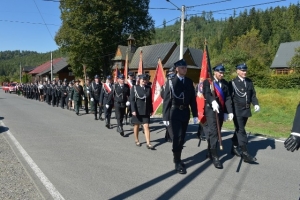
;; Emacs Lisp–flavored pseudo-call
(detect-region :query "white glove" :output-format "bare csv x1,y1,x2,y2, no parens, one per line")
87,91,89,93
254,105,260,112
211,100,219,113
105,104,109,108
228,113,234,121
163,121,169,126
126,101,130,106
69,98,71,100
82,97,85,100
193,117,198,124
91,98,94,102
223,113,228,121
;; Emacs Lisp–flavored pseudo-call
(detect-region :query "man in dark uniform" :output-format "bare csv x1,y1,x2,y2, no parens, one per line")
229,63,259,163
125,71,136,125
51,80,57,107
284,103,300,152
83,78,91,114
60,79,68,109
71,79,85,115
112,74,130,136
46,80,52,105
90,75,102,120
100,75,114,128
56,80,62,107
162,59,198,174
67,81,73,110
202,64,233,169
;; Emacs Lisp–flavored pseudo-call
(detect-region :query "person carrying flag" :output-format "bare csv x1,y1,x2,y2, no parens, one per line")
100,75,114,129
203,64,233,169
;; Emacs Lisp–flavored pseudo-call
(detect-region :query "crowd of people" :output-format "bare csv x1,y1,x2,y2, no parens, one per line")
7,58,300,175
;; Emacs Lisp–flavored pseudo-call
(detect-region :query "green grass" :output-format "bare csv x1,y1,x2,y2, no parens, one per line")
156,87,300,139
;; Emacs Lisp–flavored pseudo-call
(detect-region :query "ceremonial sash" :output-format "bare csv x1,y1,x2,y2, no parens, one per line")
103,83,112,93
127,81,133,89
213,82,225,111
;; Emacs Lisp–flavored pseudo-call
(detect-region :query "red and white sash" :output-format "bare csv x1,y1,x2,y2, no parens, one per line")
103,83,112,93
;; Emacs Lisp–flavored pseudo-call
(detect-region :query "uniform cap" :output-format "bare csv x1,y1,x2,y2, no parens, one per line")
236,63,247,71
128,72,134,77
118,74,125,79
213,64,225,72
106,75,112,79
174,59,187,67
94,75,100,79
138,74,148,80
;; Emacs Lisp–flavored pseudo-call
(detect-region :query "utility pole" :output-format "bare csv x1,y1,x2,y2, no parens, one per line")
19,62,22,83
166,1,185,59
180,5,185,59
50,51,53,80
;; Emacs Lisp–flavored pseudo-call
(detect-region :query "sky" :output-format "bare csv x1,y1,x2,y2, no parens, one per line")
0,0,298,53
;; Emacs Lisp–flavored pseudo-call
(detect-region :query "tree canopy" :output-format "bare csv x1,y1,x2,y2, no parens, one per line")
55,0,155,78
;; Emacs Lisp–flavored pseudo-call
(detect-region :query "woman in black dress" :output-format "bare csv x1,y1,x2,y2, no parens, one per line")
130,74,154,149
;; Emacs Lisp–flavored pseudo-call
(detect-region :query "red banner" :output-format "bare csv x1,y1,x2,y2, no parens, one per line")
138,49,143,75
151,58,165,115
196,47,210,124
114,66,120,83
124,51,128,79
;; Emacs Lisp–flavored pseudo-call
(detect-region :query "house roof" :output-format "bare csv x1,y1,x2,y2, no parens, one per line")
164,46,203,69
128,42,177,69
29,57,64,74
22,66,36,72
36,57,69,76
111,45,135,62
270,41,300,69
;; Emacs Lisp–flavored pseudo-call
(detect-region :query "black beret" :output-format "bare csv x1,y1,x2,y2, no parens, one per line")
174,59,187,67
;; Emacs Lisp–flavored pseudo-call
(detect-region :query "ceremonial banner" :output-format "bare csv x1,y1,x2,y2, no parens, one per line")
196,46,210,123
114,66,120,83
138,50,143,75
124,51,128,79
151,58,165,115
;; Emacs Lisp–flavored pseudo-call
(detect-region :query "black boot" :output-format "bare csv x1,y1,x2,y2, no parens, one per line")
206,141,212,159
240,145,257,163
231,145,241,157
173,152,186,174
210,149,223,169
117,126,124,136
105,118,110,129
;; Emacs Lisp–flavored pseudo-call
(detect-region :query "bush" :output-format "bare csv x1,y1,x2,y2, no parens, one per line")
251,73,300,89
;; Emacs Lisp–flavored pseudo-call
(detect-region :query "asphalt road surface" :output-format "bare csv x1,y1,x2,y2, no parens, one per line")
0,91,299,200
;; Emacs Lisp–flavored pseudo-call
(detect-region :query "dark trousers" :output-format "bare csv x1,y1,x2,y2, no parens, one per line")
206,112,224,149
84,99,89,113
46,94,52,105
35,92,39,100
61,96,67,108
52,96,57,107
94,99,100,118
56,96,60,107
74,100,80,114
114,103,126,126
104,105,112,121
169,119,189,153
232,116,248,146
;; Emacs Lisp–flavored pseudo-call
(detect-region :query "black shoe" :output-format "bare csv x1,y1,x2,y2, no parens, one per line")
146,144,155,150
175,162,186,174
76,113,79,116
241,145,257,163
99,116,104,121
231,145,242,157
105,124,110,129
210,149,223,169
95,117,98,120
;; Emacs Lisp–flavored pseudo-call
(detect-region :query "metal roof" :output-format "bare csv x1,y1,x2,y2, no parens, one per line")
29,58,64,74
270,41,300,68
36,57,69,76
128,42,177,69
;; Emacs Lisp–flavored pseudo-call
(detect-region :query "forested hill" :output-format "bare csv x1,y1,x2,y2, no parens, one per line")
0,50,63,81
153,3,300,77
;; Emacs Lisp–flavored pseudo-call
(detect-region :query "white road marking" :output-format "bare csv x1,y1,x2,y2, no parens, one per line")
0,120,65,200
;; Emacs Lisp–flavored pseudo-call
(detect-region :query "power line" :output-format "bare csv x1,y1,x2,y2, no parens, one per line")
0,19,60,26
32,0,54,39
186,0,231,8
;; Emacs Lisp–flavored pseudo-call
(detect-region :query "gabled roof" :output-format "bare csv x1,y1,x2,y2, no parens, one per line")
22,66,36,72
36,57,69,76
270,41,300,69
129,42,177,69
164,46,203,69
29,58,64,74
112,45,135,62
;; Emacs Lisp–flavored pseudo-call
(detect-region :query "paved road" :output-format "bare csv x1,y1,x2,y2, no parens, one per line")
0,91,299,200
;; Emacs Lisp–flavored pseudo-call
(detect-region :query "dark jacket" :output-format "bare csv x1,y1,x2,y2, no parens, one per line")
130,85,153,116
229,76,259,117
202,78,233,117
162,75,197,121
110,83,130,104
90,82,102,101
100,83,113,105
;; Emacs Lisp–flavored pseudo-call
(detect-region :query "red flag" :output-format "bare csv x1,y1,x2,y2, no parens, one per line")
138,49,143,75
124,51,128,79
114,66,120,83
151,58,165,115
196,46,210,124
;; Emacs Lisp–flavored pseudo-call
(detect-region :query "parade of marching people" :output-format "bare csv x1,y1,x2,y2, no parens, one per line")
3,56,300,175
